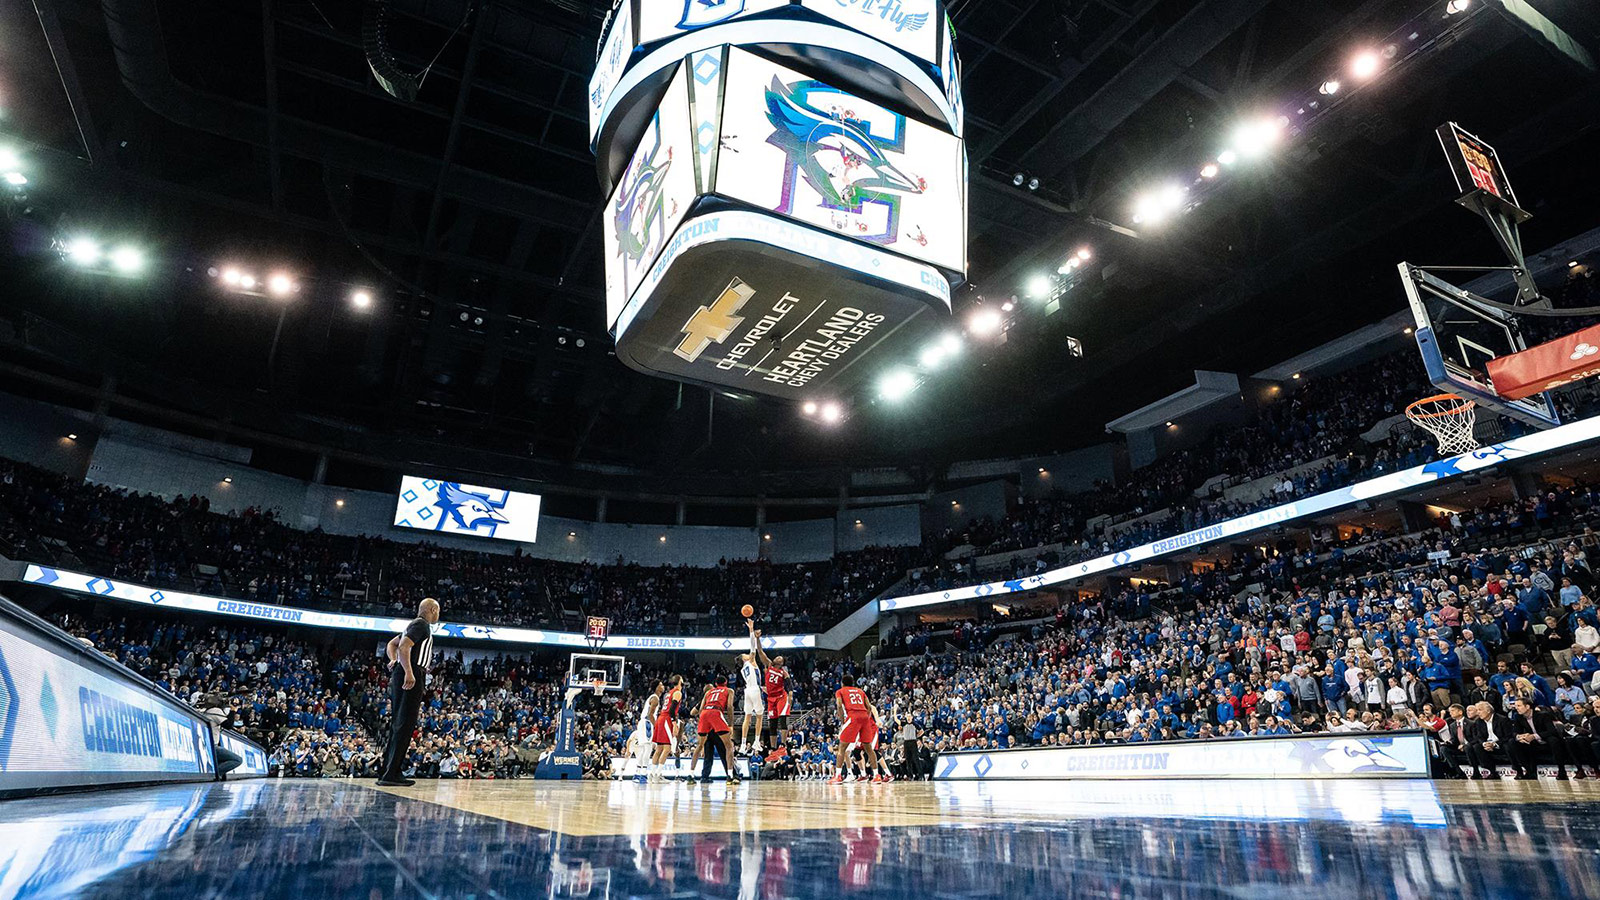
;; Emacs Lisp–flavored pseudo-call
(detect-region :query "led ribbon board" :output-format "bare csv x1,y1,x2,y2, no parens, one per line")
935,731,1432,781
883,411,1600,611
0,609,216,792
20,565,818,653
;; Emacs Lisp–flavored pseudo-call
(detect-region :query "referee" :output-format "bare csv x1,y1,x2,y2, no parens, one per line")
377,597,439,786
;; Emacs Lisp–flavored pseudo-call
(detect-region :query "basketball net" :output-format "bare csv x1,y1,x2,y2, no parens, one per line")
1406,393,1478,455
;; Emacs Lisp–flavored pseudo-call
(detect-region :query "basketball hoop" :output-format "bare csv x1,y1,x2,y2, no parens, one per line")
1406,393,1478,455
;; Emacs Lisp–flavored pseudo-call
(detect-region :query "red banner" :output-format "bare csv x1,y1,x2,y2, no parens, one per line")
1486,322,1600,400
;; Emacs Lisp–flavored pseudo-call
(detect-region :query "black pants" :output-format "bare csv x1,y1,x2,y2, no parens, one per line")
700,733,731,779
1467,741,1513,777
1436,742,1471,778
380,669,424,781
902,741,922,779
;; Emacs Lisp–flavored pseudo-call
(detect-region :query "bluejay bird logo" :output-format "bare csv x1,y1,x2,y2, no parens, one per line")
763,77,923,244
1292,738,1410,774
434,482,510,533
678,0,745,29
613,113,677,266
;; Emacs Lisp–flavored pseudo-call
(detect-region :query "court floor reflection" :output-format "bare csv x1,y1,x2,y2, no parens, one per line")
0,778,1597,899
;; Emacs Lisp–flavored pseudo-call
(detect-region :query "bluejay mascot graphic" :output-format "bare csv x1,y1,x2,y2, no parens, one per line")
763,76,923,224
433,482,510,533
613,114,675,266
1291,738,1410,774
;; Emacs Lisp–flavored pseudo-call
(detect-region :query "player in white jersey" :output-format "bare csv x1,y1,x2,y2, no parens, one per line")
737,643,764,755
624,683,662,781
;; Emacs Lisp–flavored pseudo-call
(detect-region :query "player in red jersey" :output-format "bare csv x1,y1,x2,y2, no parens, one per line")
748,621,793,755
650,675,684,781
694,674,740,783
831,674,886,783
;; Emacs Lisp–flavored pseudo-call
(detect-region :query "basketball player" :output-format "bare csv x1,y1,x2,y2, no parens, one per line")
624,682,663,781
738,625,765,755
650,675,684,781
694,675,741,783
377,597,439,786
748,621,793,756
830,674,885,784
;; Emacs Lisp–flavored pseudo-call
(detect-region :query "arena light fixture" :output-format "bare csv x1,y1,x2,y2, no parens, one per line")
801,400,818,416
239,274,258,290
1319,79,1342,96
1230,118,1282,160
350,289,374,310
1133,183,1186,225
1076,248,1092,261
942,332,962,355
108,245,144,274
969,307,1003,336
1000,300,1015,312
335,499,345,508
2,172,24,186
0,146,18,172
267,273,295,297
919,343,947,369
1350,50,1382,80
66,433,78,441
878,369,918,402
1200,163,1219,179
65,237,102,267
221,267,242,286
1217,149,1238,167
1012,172,1025,186
1026,274,1052,298
1445,0,1470,13
223,476,234,484
820,402,842,423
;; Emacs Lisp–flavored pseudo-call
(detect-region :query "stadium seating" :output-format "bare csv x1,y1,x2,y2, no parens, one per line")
27,479,1600,780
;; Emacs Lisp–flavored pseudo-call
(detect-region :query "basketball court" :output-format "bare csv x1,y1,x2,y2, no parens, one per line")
5,777,1600,897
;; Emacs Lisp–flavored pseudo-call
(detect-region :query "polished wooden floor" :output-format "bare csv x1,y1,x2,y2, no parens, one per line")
371,775,1600,836
5,777,1600,898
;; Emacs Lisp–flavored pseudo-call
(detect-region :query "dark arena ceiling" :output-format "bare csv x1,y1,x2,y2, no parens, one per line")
0,0,1598,494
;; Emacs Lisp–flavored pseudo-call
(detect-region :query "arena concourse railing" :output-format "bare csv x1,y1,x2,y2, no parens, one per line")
0,591,266,797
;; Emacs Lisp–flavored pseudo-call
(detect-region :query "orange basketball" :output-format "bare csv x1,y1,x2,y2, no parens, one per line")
740,604,754,618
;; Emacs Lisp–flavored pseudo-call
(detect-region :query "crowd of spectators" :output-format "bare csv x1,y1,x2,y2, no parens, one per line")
26,474,1600,784
0,457,907,634
868,484,1600,779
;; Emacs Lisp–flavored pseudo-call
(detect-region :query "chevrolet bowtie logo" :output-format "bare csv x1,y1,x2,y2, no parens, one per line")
675,277,755,362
